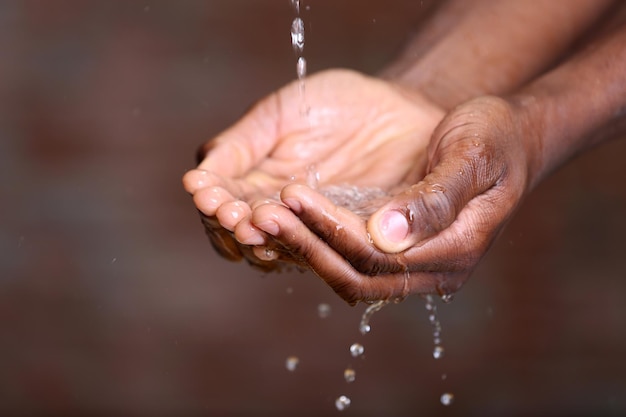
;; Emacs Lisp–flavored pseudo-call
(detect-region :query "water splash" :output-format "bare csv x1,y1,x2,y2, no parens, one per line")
319,185,389,218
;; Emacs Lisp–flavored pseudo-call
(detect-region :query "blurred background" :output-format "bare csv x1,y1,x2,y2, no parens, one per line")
1,1,625,416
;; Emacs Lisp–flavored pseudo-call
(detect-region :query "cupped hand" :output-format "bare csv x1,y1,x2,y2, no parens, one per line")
251,96,539,304
183,69,445,270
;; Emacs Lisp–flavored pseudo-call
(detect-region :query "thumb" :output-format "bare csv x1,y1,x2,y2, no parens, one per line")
368,131,502,254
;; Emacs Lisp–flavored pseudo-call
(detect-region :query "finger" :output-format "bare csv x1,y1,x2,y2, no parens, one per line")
183,169,212,194
196,95,280,177
193,186,236,217
199,213,244,262
279,184,403,275
186,168,268,204
216,200,252,232
234,216,267,246
228,197,284,245
367,132,503,254
252,201,444,303
250,202,363,302
398,195,504,296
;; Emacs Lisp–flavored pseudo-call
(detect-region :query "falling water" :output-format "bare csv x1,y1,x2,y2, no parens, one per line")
317,303,332,319
335,395,351,411
285,356,299,372
424,294,456,406
359,300,389,335
424,294,444,359
440,392,455,406
343,367,356,383
290,0,308,115
349,343,365,358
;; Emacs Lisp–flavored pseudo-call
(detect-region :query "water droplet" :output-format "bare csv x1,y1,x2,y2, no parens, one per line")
441,293,454,304
290,0,300,14
296,57,307,80
343,368,356,383
441,373,447,380
317,303,331,319
349,343,364,358
286,287,294,295
285,356,299,371
430,183,446,193
291,17,305,54
253,246,279,261
433,345,445,359
440,392,454,406
335,395,351,411
359,300,388,335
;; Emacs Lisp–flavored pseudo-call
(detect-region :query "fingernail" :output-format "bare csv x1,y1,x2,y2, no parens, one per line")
379,210,409,243
255,220,280,236
282,198,302,214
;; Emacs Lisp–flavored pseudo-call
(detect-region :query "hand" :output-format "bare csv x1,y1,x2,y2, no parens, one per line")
250,96,538,304
183,69,445,271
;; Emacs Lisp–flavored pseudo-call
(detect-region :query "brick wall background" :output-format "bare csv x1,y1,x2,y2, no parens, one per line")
1,1,625,415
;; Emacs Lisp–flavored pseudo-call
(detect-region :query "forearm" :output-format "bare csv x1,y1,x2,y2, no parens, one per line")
513,22,626,189
383,0,615,110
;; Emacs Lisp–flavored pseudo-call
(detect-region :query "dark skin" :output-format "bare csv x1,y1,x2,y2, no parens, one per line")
183,0,625,304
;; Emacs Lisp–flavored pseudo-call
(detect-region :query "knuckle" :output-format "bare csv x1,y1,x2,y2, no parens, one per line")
411,187,456,234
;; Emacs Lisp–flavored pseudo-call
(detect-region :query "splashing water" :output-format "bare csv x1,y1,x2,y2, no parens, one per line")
319,185,389,218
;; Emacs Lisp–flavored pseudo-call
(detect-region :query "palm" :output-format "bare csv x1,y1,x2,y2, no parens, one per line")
196,69,443,199
183,69,443,272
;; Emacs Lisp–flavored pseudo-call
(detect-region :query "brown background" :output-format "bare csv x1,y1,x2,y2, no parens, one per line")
1,1,625,416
